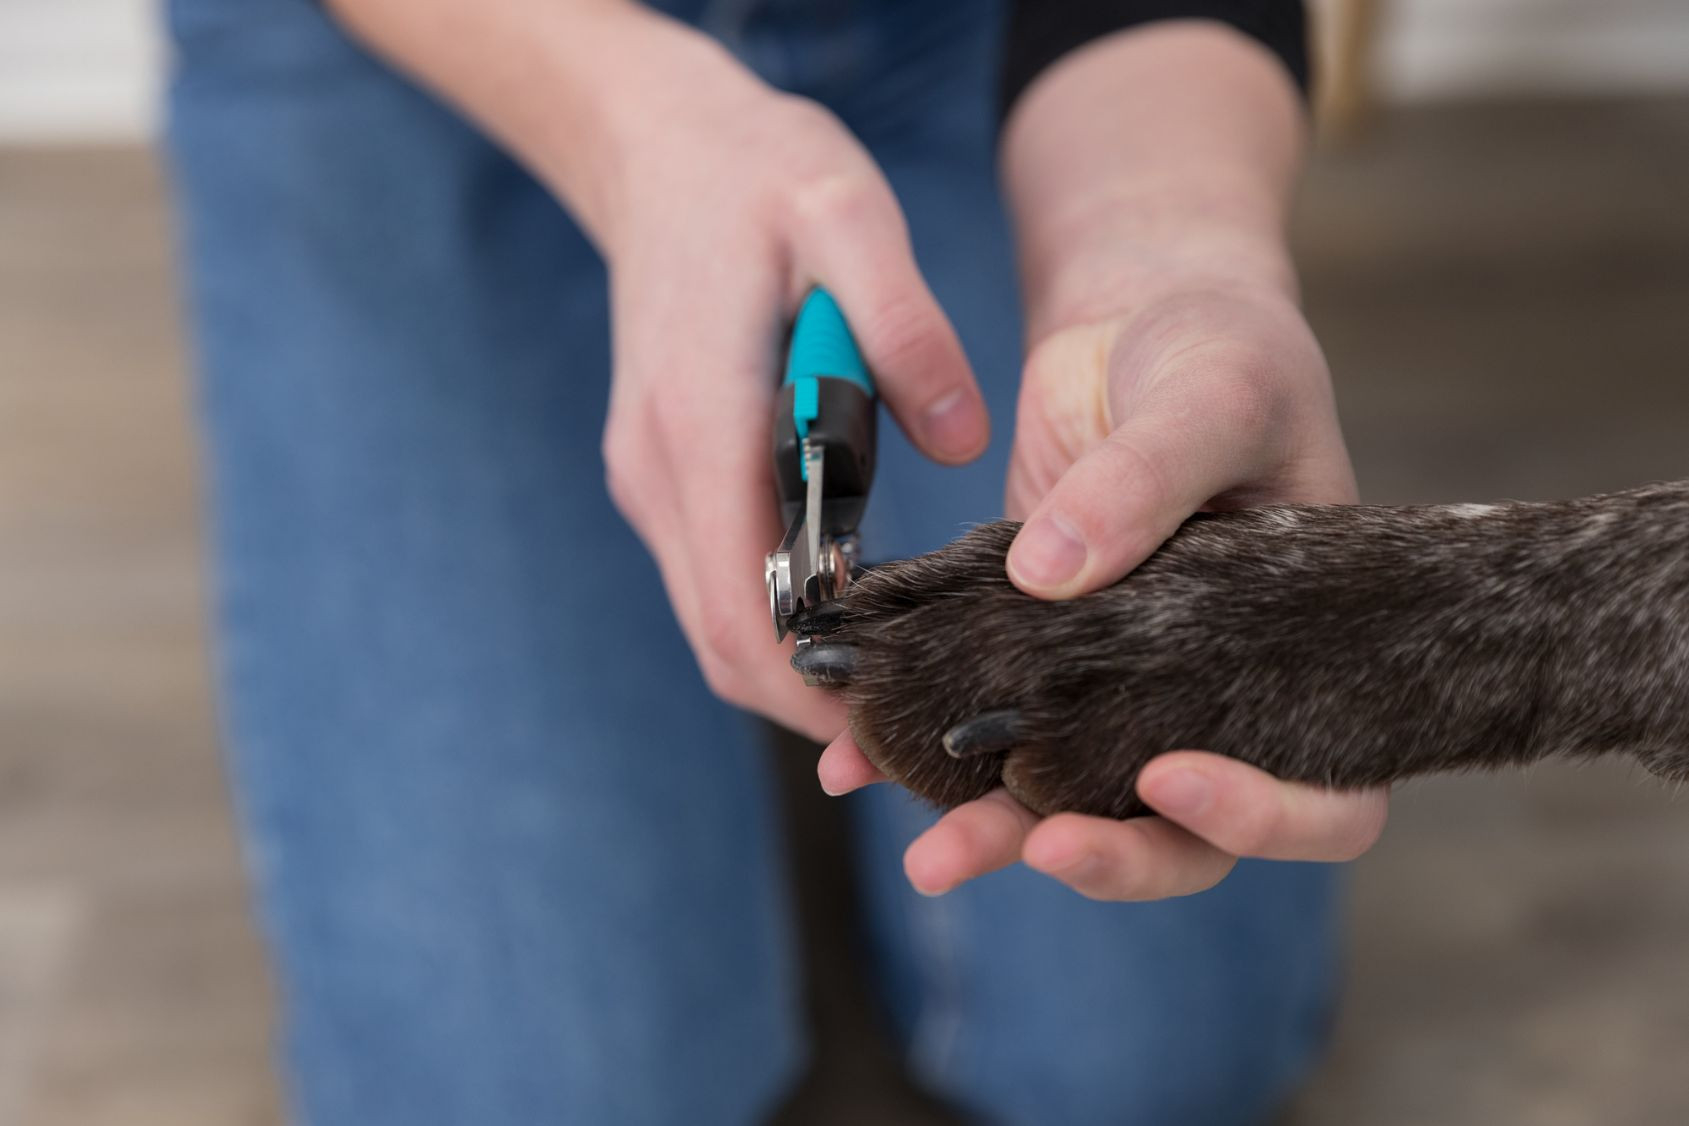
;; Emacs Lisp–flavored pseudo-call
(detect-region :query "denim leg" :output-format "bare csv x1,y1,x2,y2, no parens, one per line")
857,797,1343,1125
165,3,801,1123
773,6,1348,1124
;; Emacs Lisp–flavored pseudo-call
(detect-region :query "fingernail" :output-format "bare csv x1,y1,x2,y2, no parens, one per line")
1148,769,1213,819
922,389,983,459
1010,513,1087,589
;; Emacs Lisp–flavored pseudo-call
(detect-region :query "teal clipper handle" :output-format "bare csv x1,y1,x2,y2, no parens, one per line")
772,288,878,531
784,288,876,404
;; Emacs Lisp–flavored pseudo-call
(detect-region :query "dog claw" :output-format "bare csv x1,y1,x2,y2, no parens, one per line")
791,642,858,687
942,710,1025,758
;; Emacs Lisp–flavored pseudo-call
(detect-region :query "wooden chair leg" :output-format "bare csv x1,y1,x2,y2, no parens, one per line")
1316,0,1383,141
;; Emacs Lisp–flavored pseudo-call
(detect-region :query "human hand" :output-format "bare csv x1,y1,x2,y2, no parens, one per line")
323,6,989,739
818,285,1388,897
586,20,988,740
822,742,1389,899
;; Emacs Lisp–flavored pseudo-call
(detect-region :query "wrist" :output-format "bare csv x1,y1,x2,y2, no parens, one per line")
527,11,772,250
325,0,766,251
1000,21,1306,340
1021,208,1299,341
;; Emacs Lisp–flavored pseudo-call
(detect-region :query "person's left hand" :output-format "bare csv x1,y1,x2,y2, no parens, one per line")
817,284,1390,898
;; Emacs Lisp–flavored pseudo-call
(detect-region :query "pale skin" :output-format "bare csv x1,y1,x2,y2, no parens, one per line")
325,0,1390,902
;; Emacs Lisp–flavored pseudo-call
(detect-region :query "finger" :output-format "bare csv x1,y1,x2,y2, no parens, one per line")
817,730,886,795
778,682,849,744
1002,321,1118,522
648,453,848,742
903,789,1039,896
1006,379,1273,599
623,279,846,743
1022,813,1238,901
1136,751,1389,862
788,176,989,464
603,399,699,632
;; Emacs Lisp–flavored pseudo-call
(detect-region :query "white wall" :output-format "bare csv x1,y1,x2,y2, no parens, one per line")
0,0,1687,142
1375,0,1689,101
0,0,162,141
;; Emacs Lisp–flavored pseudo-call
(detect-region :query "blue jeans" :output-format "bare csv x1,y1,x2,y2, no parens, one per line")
165,1,1343,1122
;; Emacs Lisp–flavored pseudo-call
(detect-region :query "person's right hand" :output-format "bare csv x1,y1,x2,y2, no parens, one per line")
585,16,989,740
319,1,987,739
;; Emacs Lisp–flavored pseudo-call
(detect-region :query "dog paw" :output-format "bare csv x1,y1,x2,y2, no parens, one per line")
809,520,1212,819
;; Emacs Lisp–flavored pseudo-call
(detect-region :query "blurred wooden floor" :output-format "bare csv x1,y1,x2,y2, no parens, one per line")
1287,96,1689,1126
0,149,280,1125
1,95,1687,1125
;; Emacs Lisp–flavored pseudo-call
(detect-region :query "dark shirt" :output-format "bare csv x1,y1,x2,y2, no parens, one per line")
1001,0,1309,117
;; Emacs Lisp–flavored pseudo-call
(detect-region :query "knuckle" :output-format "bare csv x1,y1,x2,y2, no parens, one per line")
697,610,750,692
787,170,891,234
1220,797,1285,858
857,295,941,378
1077,864,1151,904
1165,333,1298,444
600,418,646,517
1215,350,1290,436
647,396,694,446
696,656,746,708
768,93,839,137
949,811,995,863
1075,861,1141,903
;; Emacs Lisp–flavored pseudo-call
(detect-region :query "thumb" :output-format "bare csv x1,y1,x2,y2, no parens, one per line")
792,180,988,464
1006,375,1271,599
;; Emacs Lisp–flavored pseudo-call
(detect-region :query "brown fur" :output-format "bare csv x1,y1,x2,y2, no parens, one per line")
811,481,1689,818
